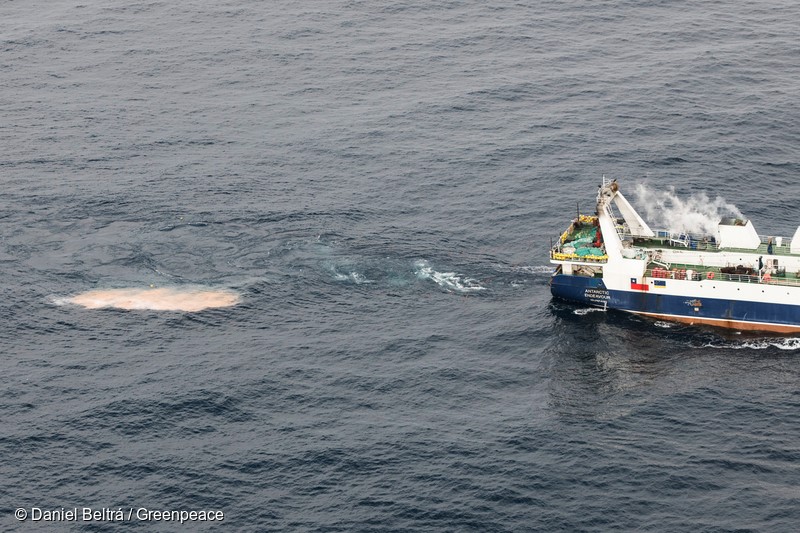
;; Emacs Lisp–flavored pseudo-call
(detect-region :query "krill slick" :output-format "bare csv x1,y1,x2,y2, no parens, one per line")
68,287,239,312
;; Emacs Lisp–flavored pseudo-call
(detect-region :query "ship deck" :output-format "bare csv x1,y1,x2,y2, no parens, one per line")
632,236,796,257
551,216,800,285
645,262,800,287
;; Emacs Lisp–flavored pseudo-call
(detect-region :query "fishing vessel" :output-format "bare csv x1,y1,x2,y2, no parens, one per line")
549,179,800,333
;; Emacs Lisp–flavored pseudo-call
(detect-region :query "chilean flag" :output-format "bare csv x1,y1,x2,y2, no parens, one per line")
630,278,649,291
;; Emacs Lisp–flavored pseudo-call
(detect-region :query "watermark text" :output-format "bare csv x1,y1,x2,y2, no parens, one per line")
14,507,224,524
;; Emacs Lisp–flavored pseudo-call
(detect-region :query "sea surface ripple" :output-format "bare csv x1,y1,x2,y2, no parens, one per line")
2,1,800,531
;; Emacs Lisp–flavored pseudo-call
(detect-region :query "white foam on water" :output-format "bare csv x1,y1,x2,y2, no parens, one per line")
414,260,486,293
703,337,800,351
633,184,743,237
654,321,674,328
58,287,240,312
572,307,606,315
512,265,555,274
331,267,373,284
50,296,74,307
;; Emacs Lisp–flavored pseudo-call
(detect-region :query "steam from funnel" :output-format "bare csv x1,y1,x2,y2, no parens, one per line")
66,287,240,312
633,184,743,237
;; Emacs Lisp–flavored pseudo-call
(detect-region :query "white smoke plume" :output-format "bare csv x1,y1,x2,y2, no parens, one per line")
632,184,744,237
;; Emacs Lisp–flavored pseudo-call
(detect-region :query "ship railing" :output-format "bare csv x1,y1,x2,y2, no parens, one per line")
626,228,796,254
758,234,793,250
644,268,800,287
646,229,721,250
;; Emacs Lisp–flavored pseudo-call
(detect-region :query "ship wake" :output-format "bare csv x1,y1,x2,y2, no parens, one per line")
703,338,800,351
414,260,486,293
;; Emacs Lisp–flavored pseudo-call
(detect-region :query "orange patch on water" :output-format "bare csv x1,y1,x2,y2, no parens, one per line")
69,287,240,312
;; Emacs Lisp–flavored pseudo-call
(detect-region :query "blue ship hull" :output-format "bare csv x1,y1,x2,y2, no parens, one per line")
550,273,800,333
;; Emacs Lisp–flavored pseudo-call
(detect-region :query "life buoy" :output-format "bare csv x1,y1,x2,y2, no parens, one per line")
707,272,715,280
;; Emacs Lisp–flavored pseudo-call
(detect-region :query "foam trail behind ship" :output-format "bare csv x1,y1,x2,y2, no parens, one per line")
703,338,800,351
414,260,486,293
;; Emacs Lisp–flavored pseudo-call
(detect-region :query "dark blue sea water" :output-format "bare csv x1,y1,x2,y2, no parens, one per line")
3,1,800,531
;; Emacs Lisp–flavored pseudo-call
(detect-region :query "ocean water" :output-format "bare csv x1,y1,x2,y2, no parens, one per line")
3,1,800,531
